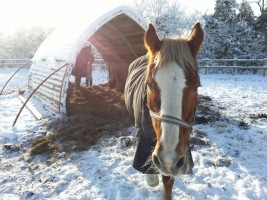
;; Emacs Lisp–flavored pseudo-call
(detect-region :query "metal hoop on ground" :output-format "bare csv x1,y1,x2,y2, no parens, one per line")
12,63,68,127
0,60,32,95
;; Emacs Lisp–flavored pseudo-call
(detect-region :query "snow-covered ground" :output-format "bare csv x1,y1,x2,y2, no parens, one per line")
0,66,266,200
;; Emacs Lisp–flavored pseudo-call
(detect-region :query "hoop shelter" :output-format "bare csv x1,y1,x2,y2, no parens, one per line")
28,6,148,115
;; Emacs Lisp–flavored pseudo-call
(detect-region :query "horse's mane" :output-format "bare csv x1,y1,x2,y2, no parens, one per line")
154,37,197,74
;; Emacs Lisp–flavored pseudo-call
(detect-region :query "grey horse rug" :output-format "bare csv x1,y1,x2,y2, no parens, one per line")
124,55,194,174
124,55,157,174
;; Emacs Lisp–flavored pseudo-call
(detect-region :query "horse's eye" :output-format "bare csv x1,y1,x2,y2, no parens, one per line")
147,82,153,90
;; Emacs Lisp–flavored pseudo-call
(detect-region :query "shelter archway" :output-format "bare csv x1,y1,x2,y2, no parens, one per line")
28,6,148,115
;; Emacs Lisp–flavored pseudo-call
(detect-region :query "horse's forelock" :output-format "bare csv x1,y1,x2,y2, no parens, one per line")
153,38,197,75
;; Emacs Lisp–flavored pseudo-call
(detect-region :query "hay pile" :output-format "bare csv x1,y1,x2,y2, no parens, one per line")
61,83,133,151
66,83,130,121
30,83,133,154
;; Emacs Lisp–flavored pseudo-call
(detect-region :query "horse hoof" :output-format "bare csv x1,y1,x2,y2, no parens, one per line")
145,174,159,187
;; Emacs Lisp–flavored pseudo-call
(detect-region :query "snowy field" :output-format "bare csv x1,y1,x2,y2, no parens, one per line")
0,66,266,200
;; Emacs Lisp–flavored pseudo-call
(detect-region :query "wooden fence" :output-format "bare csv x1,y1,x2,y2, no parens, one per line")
1,58,267,76
0,59,31,68
198,58,267,76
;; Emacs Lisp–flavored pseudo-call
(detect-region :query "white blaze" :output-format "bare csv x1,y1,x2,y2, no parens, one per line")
154,62,186,166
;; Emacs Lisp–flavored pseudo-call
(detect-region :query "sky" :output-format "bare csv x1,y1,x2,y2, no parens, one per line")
0,0,261,33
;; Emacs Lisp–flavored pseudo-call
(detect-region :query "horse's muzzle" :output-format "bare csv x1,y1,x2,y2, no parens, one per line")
152,150,192,176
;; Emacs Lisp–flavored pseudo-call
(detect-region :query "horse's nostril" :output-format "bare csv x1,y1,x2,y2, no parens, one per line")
152,154,161,167
176,157,185,168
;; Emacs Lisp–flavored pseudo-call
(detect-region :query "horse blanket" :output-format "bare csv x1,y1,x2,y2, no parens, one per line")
125,55,157,174
125,55,194,174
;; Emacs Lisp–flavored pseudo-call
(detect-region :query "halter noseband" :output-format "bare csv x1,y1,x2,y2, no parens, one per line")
149,110,193,131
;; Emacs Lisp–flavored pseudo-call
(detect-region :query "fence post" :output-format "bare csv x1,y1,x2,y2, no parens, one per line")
233,60,236,75
205,61,208,75
263,60,267,76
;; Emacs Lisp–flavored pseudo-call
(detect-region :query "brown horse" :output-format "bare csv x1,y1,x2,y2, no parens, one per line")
124,23,204,199
72,45,95,87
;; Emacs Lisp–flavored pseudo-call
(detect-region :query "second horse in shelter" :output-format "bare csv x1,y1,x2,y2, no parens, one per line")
72,45,95,87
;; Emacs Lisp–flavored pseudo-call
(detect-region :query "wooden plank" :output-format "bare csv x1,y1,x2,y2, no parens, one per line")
18,95,43,120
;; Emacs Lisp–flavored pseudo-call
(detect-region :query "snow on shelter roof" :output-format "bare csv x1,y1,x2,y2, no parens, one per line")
29,6,148,115
32,6,148,64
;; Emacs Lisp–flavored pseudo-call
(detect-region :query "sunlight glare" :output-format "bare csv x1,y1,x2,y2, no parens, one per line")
0,0,128,33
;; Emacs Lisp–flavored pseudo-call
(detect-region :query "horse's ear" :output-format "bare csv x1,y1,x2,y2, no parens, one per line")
188,22,204,59
144,23,162,54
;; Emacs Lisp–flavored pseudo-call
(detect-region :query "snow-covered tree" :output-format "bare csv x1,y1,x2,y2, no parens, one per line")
213,0,238,22
200,0,266,59
0,27,52,59
254,7,267,56
154,2,202,37
238,0,255,26
131,0,169,23
201,0,238,58
201,17,237,58
131,0,201,38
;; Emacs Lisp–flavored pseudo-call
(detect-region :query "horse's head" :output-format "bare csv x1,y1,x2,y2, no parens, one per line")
145,23,204,176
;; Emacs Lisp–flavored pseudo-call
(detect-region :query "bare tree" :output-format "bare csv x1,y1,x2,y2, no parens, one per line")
130,0,201,37
257,0,266,13
248,0,266,14
131,0,169,22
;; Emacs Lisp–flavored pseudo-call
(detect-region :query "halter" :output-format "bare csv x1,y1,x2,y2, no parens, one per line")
149,110,195,131
149,110,192,130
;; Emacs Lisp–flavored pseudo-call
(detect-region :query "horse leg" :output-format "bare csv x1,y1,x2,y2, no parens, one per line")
162,175,174,200
75,77,81,88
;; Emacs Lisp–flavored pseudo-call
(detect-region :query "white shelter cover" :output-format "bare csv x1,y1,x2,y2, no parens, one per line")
28,6,147,115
